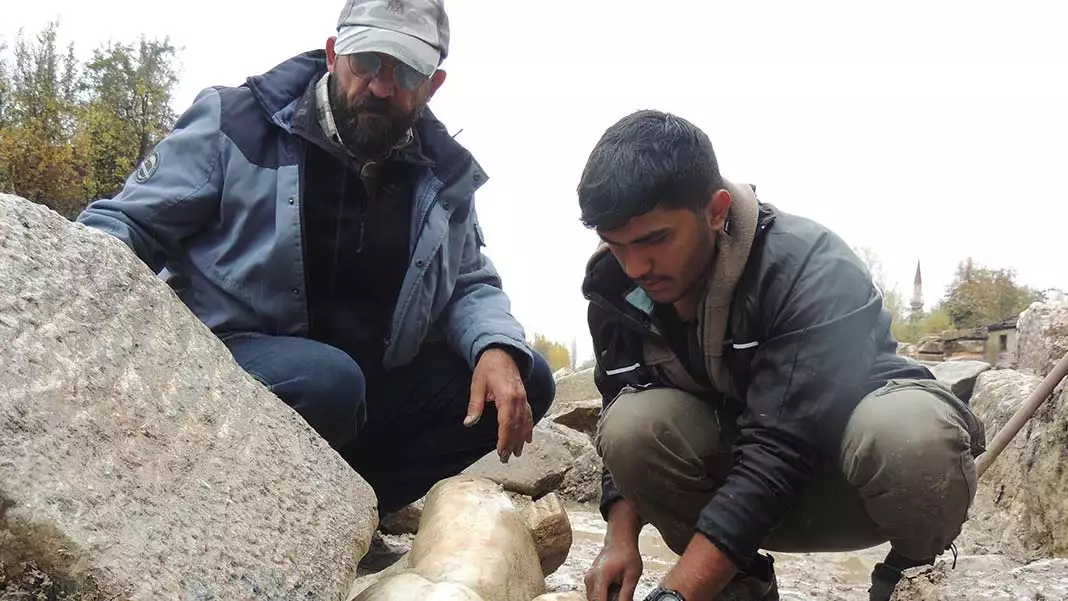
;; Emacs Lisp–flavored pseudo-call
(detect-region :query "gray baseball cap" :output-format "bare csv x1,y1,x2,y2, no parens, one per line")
334,0,450,78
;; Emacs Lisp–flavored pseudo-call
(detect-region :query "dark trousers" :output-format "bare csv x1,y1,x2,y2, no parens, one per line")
223,334,555,514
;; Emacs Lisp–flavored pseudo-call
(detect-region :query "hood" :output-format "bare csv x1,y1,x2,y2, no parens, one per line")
245,50,329,133
244,49,486,188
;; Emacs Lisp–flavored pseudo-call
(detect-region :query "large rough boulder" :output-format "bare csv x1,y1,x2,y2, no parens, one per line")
966,355,1068,561
891,557,1068,600
1015,299,1068,377
0,194,377,599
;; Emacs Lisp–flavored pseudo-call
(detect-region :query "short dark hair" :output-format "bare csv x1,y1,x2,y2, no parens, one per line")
577,110,723,231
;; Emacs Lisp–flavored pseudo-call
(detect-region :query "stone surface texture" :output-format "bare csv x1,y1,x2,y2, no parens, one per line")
0,194,377,600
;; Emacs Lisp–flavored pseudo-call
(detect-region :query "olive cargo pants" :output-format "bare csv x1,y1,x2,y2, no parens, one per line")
595,379,986,562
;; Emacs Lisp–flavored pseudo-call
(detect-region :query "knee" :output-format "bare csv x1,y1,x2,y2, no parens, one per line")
595,388,700,485
292,347,367,448
845,385,972,471
524,350,556,423
843,383,977,507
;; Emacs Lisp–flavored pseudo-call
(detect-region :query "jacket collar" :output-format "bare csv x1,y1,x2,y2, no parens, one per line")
245,50,485,188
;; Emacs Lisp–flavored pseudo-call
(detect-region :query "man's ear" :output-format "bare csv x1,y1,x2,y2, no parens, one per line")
325,36,338,72
706,188,733,231
427,69,447,99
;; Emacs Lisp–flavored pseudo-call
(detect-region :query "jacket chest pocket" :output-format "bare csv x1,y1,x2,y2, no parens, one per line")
723,343,758,398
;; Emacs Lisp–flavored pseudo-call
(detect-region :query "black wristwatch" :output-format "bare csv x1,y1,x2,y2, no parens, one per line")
644,586,686,601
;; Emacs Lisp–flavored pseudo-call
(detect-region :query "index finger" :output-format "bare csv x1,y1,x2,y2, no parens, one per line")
585,569,609,601
495,391,514,461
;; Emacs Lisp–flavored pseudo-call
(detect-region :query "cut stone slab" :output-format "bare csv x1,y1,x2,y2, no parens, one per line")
929,359,991,402
0,194,378,600
549,399,602,437
463,423,575,498
522,492,573,577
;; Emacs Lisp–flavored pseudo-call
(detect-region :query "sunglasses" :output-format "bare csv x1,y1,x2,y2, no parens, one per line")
346,52,428,93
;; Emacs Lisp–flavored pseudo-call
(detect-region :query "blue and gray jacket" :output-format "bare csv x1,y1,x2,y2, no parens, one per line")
77,50,533,374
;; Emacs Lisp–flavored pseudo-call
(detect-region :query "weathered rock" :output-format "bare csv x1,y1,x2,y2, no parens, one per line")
380,498,424,535
551,368,598,409
970,370,1036,434
1015,300,1068,377
547,421,595,457
552,367,575,380
558,448,603,504
968,368,1068,562
522,493,573,577
891,557,1068,600
550,399,602,437
929,359,991,402
943,327,988,342
0,194,377,599
916,353,943,363
463,423,575,498
943,338,986,357
916,335,944,355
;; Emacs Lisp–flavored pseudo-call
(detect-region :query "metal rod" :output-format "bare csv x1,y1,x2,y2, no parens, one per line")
976,349,1068,478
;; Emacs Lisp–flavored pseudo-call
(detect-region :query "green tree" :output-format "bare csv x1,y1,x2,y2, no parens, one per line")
853,246,910,338
0,22,181,217
940,258,1044,329
893,306,954,344
0,41,11,130
530,333,572,373
80,36,179,198
0,22,87,217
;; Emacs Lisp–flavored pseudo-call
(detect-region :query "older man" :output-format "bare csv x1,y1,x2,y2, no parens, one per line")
78,0,554,525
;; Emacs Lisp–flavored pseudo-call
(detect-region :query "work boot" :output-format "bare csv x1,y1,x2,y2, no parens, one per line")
867,550,936,601
717,553,779,600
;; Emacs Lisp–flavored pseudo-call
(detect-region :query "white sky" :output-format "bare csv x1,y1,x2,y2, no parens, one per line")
5,0,1067,363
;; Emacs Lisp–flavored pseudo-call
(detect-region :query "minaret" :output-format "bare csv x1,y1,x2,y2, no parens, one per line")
910,260,924,320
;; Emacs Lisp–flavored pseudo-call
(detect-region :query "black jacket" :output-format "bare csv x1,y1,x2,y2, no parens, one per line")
582,200,933,568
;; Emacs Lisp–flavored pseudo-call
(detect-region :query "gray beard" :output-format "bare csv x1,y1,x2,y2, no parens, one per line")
327,74,417,161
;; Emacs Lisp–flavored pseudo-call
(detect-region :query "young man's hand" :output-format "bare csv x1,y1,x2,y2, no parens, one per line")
466,347,533,462
586,500,644,601
658,533,739,601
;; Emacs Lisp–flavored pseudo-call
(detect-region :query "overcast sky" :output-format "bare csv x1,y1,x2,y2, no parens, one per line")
6,0,1066,362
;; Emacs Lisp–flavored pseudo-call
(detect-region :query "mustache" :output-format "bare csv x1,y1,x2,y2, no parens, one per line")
355,93,399,116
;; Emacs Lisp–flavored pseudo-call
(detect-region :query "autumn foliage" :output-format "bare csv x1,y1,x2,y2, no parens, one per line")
0,21,179,218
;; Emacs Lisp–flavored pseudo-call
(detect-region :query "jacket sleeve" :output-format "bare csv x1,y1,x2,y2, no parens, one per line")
695,234,884,568
76,87,225,274
586,302,629,520
439,206,534,378
596,356,626,520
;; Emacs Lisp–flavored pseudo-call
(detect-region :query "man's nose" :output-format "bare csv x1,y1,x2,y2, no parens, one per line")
622,251,652,281
367,71,395,98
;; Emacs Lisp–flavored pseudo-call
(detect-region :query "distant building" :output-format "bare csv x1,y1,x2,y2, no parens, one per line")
986,316,1020,368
